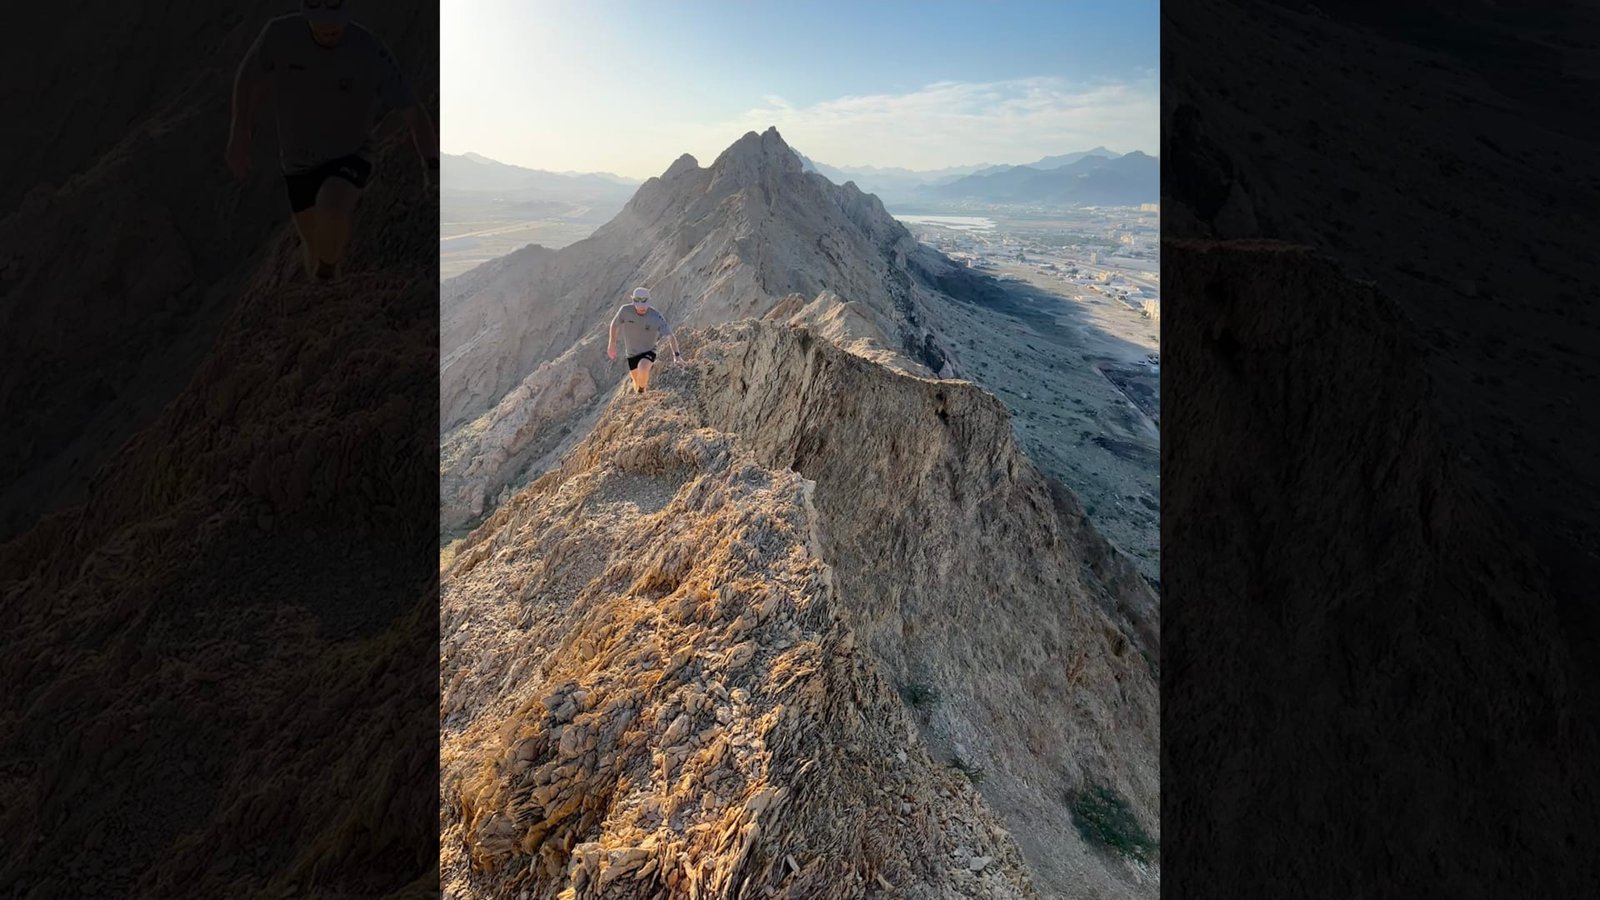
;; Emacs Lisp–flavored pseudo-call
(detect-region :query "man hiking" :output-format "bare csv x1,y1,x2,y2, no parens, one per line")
226,0,438,282
607,287,683,393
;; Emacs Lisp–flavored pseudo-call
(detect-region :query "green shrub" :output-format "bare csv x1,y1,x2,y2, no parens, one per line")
1069,785,1157,863
902,683,941,709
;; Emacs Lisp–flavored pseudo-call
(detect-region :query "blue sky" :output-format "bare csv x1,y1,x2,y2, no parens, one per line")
442,0,1158,178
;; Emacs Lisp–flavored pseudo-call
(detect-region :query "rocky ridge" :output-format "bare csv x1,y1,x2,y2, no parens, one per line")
441,319,1159,899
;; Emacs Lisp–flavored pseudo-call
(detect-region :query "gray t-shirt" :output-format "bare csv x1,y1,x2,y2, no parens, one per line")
611,304,673,356
241,16,417,174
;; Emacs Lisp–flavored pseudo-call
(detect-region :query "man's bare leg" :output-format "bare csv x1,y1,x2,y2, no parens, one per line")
635,357,654,392
291,209,320,278
310,176,361,278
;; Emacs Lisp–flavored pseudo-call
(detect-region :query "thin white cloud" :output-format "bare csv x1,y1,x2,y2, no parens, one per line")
680,76,1158,171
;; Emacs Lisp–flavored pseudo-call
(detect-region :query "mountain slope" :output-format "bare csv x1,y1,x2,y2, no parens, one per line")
442,318,1159,899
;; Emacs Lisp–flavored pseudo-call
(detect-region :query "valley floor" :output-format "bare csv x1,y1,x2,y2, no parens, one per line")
440,196,625,281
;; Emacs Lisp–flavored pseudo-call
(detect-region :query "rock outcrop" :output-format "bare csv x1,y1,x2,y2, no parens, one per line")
442,320,1159,899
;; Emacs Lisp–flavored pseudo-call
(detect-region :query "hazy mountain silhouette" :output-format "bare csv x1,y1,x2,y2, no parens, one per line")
928,151,1159,206
441,151,639,200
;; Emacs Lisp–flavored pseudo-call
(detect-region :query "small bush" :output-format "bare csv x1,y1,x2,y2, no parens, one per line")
1069,785,1157,863
902,683,941,709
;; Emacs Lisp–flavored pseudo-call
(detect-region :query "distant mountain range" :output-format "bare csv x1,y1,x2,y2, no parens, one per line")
923,150,1159,206
795,146,1154,207
963,146,1121,179
440,152,640,202
793,153,998,190
445,144,1156,212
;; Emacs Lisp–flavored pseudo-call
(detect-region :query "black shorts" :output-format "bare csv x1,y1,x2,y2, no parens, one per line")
626,350,657,370
284,155,373,213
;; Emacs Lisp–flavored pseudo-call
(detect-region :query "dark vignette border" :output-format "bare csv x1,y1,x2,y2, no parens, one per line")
1162,1,1600,896
1,3,441,896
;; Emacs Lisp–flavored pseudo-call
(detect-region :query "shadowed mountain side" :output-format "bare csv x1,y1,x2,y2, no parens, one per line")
0,122,438,897
1162,239,1599,896
1162,0,1600,689
442,319,1159,899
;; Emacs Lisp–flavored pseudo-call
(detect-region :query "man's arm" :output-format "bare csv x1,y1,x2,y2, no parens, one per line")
226,27,271,177
228,64,264,141
404,105,440,173
660,316,684,360
607,310,621,359
374,37,437,176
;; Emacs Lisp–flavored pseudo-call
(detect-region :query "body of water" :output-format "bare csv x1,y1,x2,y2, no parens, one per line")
892,214,997,232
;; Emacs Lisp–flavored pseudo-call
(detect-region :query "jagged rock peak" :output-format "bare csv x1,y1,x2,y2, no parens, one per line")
662,152,700,179
711,125,803,175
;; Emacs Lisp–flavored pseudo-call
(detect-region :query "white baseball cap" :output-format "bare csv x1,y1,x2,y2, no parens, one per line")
301,0,350,26
631,287,650,301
